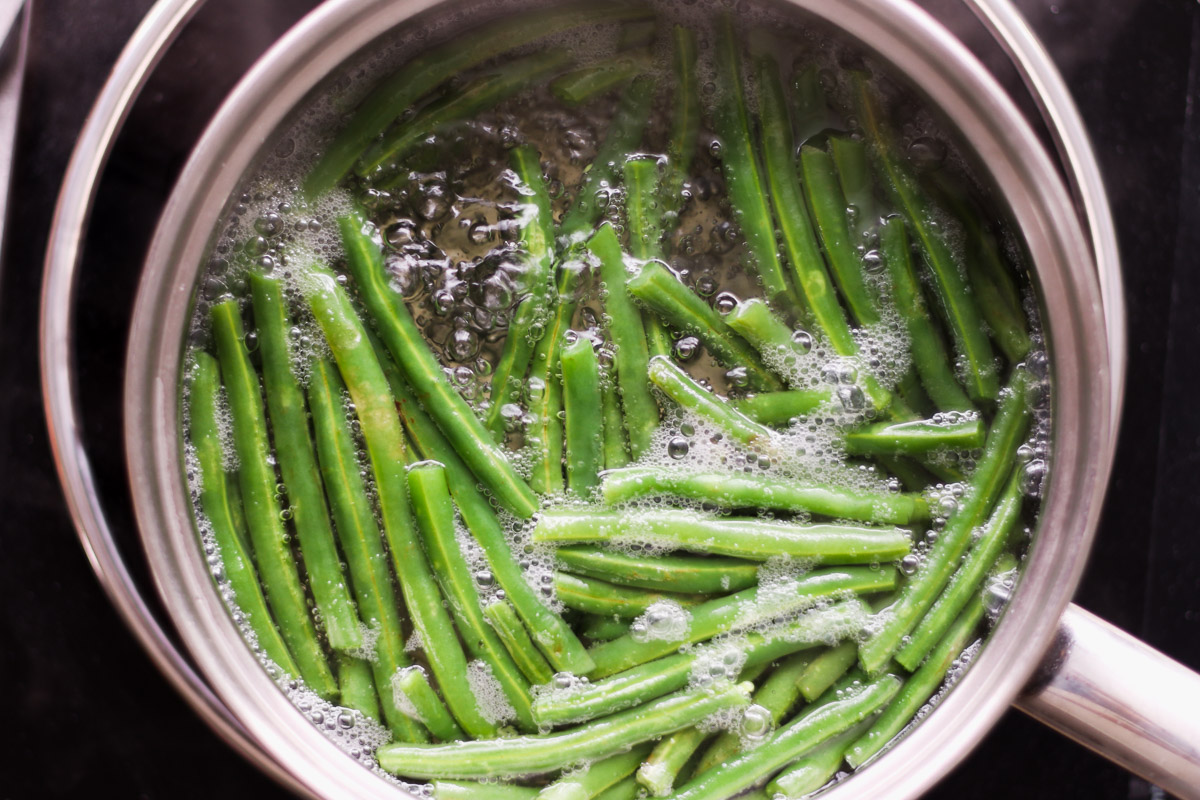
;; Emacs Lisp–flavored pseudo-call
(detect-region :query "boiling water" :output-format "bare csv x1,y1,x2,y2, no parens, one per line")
181,0,1052,793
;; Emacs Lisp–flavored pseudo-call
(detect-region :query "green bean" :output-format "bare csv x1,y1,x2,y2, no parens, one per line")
692,652,813,776
640,727,707,796
724,298,892,413
249,273,362,652
377,682,753,779
595,777,641,800
407,461,537,730
734,391,829,426
303,261,492,738
534,599,867,726
878,216,974,412
223,467,252,556
561,334,604,496
625,156,666,261
627,262,783,392
362,50,573,176
589,224,661,457
187,352,299,678
663,24,699,231
895,468,1023,670
527,264,583,495
648,356,773,446
337,653,381,722
667,674,901,800
875,455,936,494
711,15,790,301
302,2,650,198
858,369,1030,674
433,783,538,800
555,546,759,595
766,719,872,797
791,65,832,145
405,464,506,738
486,144,558,440
797,641,858,703
581,614,630,643
600,467,927,526
846,577,993,768
210,299,337,698
552,53,650,106
540,744,653,800
394,665,466,742
754,53,857,359
588,569,893,678
337,211,537,518
485,600,556,686
560,75,655,245
854,73,999,402
601,364,631,469
377,343,594,674
828,135,879,243
842,416,985,457
534,508,912,564
555,572,705,619
307,358,427,741
799,145,879,328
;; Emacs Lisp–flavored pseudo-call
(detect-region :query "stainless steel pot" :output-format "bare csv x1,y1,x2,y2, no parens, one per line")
42,0,1200,798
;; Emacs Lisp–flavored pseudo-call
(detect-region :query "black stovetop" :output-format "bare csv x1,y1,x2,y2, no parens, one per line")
1,0,1197,797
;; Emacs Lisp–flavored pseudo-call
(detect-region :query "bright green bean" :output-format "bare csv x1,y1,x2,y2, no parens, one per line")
648,356,773,446
600,467,927,526
337,211,537,518
588,568,893,678
734,390,829,425
187,352,299,679
337,653,381,722
561,334,604,496
554,572,705,619
539,744,653,800
406,464,506,738
854,73,999,402
829,135,879,243
797,641,858,703
555,546,759,595
485,600,556,686
766,719,872,797
842,416,985,457
407,461,537,730
393,665,466,742
600,364,631,469
249,273,362,652
534,508,912,564
377,682,753,779
878,216,974,412
527,264,583,495
640,727,707,796
627,262,783,392
858,369,1030,674
895,468,1023,670
581,614,630,642
307,358,427,741
667,674,901,800
210,299,337,698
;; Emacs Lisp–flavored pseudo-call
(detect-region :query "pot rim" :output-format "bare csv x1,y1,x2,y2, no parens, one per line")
43,0,1114,797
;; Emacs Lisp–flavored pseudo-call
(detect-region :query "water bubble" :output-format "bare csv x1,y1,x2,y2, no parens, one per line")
741,704,773,741
791,330,813,354
446,328,480,362
862,249,884,274
726,367,749,388
668,437,690,459
837,385,865,411
675,336,700,361
908,136,948,170
1021,459,1046,497
243,331,259,353
386,220,419,248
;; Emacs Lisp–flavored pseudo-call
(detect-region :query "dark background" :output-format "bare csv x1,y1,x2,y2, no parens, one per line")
1,0,1197,797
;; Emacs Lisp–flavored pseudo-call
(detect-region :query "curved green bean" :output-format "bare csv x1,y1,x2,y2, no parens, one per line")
599,467,927,526
539,744,652,800
393,665,466,742
485,600,556,686
527,264,583,495
377,682,753,779
210,299,337,698
842,416,985,457
561,334,604,496
555,572,704,619
648,355,774,446
555,546,759,595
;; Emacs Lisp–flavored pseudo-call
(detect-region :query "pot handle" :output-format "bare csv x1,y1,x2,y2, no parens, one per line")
1015,603,1200,799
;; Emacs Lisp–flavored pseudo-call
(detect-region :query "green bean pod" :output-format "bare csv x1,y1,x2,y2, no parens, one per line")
600,467,927,526
627,261,783,392
484,600,556,686
393,665,466,742
734,390,830,425
639,728,708,796
600,364,631,469
765,719,872,797
539,744,653,800
662,24,700,232
249,273,362,652
337,653,382,723
210,299,337,698
527,263,583,495
337,211,538,518
377,682,753,779
561,334,604,496
187,352,299,679
842,416,985,457
555,546,759,595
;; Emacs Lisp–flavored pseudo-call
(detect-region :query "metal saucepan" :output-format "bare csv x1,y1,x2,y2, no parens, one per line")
43,0,1200,797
